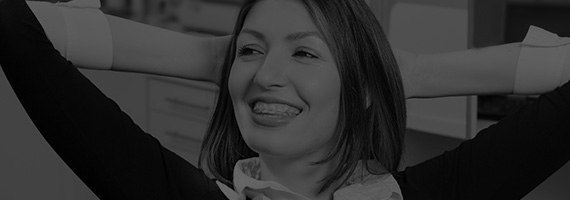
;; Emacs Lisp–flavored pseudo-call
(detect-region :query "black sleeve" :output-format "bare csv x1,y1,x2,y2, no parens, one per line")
0,0,226,199
394,82,570,198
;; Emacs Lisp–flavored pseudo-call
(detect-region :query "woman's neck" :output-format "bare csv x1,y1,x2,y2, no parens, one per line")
258,155,338,200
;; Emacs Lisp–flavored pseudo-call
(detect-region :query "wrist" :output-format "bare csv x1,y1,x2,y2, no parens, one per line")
515,26,570,94
27,1,113,70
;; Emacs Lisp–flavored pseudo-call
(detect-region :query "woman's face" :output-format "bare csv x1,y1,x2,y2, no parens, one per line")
229,0,341,159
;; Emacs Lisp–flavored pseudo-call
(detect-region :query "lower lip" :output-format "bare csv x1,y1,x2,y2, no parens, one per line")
250,108,298,127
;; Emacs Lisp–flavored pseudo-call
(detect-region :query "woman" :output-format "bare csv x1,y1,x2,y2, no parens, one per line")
201,0,406,199
1,0,569,199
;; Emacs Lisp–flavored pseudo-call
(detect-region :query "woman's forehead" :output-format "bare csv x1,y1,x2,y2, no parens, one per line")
241,0,319,35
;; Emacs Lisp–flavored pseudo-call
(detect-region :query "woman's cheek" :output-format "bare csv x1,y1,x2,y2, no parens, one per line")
293,69,341,104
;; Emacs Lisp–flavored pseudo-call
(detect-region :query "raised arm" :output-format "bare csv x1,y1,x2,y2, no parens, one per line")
396,79,570,199
107,15,229,83
36,1,570,98
27,0,229,84
0,0,227,199
400,26,570,98
398,43,520,98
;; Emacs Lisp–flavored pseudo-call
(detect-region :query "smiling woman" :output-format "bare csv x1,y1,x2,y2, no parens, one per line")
201,0,405,199
1,0,570,200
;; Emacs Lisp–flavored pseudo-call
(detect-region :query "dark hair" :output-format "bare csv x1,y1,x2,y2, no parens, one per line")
199,0,406,193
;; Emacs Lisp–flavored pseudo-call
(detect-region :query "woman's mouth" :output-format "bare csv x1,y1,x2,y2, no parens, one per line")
252,101,301,117
248,100,303,127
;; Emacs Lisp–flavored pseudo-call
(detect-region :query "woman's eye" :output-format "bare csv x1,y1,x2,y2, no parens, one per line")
237,46,262,57
293,50,318,59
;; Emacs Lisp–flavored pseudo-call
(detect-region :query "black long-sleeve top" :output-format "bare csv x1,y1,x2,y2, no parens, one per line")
1,0,569,199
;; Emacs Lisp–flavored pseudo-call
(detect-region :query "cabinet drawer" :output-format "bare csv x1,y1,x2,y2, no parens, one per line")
148,111,207,146
146,77,217,164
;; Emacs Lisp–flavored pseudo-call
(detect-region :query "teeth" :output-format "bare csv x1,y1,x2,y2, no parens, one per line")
252,101,301,116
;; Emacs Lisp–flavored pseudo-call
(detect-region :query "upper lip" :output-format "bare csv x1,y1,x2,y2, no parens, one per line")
247,96,304,112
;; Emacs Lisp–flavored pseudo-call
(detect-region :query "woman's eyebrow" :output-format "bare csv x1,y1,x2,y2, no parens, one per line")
239,28,323,42
240,29,266,42
285,31,323,42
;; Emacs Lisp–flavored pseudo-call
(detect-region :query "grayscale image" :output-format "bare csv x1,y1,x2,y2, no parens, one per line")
0,0,569,199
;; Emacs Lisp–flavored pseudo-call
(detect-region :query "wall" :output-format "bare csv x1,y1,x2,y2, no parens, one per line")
0,67,64,200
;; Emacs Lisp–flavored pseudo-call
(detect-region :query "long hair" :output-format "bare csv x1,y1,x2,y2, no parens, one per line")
199,0,406,193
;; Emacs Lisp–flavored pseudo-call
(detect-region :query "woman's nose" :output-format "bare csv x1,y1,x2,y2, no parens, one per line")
253,53,289,89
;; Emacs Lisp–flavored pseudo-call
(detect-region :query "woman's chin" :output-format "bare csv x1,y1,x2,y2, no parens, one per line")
244,136,303,158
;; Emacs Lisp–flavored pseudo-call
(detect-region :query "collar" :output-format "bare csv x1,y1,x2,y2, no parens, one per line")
216,157,403,200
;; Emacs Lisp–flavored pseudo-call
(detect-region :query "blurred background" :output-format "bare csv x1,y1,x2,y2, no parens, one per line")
0,0,569,199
